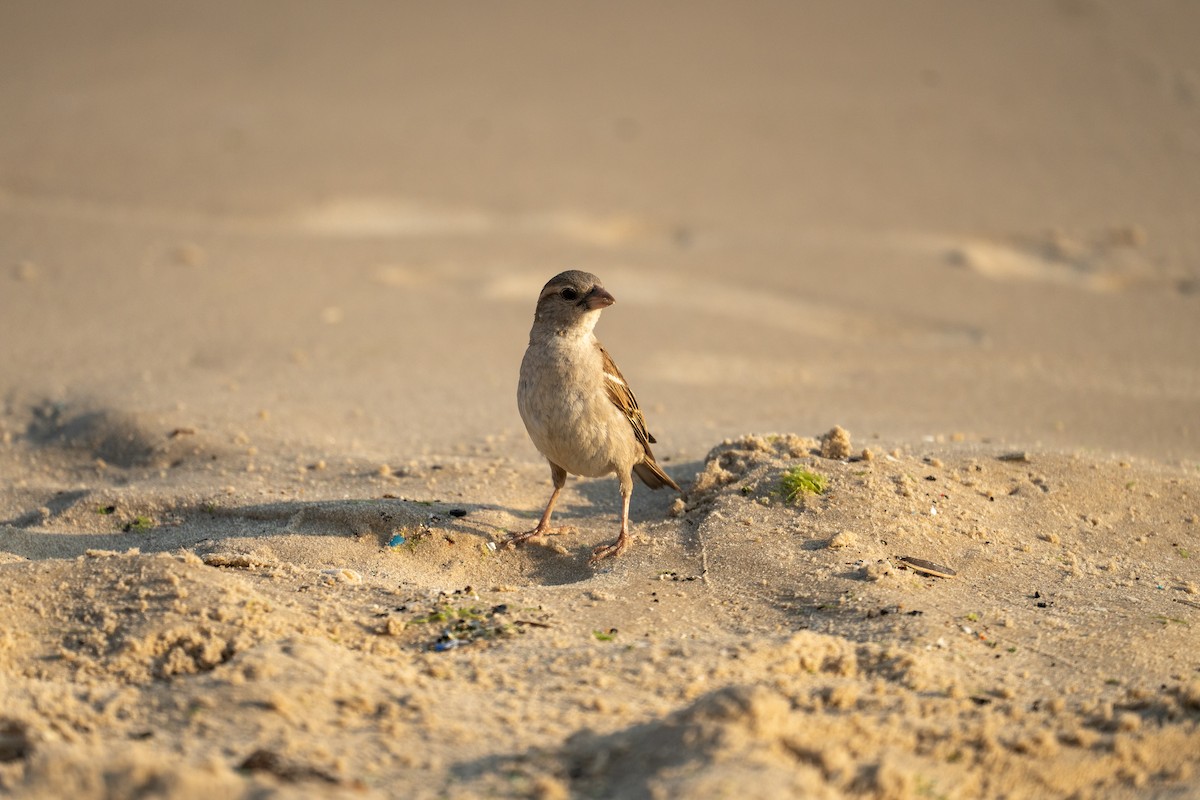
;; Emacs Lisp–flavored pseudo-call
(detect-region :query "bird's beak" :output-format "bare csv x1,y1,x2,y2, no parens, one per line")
583,286,615,310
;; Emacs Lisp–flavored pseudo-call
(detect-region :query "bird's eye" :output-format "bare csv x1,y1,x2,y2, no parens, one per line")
560,288,579,301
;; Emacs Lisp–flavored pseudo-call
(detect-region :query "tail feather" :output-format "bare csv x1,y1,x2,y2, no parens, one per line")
633,459,681,491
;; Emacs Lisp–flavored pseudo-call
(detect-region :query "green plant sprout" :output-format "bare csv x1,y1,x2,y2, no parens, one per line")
780,467,828,502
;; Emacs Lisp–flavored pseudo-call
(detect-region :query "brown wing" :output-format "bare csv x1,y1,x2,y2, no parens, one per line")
598,344,653,448
598,343,681,491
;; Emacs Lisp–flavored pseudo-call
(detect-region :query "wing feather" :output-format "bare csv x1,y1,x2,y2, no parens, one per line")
598,343,681,491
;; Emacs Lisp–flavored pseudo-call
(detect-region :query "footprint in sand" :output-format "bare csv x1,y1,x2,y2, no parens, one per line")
912,226,1172,292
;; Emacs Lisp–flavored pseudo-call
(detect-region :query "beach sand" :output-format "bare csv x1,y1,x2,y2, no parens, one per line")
2,2,1199,797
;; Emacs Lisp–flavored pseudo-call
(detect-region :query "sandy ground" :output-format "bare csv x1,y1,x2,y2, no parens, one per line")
2,1,1199,797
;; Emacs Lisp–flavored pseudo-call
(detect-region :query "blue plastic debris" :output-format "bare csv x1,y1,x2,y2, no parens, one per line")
387,534,406,547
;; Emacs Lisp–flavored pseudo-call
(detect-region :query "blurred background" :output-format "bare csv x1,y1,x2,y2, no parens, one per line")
2,0,1198,464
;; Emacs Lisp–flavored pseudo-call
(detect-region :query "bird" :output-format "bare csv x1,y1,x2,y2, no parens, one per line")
512,270,680,561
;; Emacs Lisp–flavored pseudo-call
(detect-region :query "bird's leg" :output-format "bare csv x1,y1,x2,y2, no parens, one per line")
591,474,633,561
507,462,575,547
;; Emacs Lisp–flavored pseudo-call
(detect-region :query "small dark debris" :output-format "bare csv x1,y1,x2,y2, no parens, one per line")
168,427,196,438
238,749,340,784
897,556,957,578
412,593,545,652
448,508,468,517
0,718,31,762
872,604,902,617
998,451,1031,463
514,619,553,629
924,475,938,481
658,571,701,582
969,696,993,706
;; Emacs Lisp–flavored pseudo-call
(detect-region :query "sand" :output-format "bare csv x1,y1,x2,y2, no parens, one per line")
2,2,1199,798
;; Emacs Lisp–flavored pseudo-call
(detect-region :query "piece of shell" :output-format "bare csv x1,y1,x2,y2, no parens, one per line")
898,556,957,578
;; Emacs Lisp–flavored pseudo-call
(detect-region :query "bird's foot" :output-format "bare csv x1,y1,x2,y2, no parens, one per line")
505,525,575,549
590,533,630,563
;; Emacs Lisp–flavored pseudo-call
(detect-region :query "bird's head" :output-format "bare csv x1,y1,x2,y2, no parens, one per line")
532,270,615,334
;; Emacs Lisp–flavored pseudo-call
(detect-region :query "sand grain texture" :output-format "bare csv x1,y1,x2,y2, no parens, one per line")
2,1,1200,797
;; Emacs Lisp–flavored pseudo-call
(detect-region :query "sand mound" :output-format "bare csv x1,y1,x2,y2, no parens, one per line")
566,685,833,799
0,551,318,685
1,430,1198,798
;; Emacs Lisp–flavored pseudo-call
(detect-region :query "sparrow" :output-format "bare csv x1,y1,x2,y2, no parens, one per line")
512,270,680,561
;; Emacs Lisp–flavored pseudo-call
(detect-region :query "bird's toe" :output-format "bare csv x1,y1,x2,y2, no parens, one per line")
505,525,575,548
590,537,629,562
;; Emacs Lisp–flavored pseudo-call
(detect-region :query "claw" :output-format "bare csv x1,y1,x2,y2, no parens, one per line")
505,525,575,549
590,533,630,562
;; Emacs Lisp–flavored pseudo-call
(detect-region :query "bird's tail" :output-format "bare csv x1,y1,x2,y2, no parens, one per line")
634,458,681,491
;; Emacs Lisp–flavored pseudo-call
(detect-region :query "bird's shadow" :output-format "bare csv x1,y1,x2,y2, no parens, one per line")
565,459,692,521
0,451,703,589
